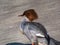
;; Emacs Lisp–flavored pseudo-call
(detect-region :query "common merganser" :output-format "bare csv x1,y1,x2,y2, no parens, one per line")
18,9,50,45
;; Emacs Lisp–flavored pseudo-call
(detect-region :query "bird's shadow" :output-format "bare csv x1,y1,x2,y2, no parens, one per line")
6,42,32,45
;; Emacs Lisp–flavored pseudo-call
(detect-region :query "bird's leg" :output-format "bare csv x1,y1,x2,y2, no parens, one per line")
32,42,38,45
32,42,35,45
32,39,38,45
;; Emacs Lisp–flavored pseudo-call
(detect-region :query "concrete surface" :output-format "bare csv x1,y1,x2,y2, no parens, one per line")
0,0,60,45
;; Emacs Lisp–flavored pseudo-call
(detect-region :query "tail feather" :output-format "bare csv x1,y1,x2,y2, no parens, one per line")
50,38,60,45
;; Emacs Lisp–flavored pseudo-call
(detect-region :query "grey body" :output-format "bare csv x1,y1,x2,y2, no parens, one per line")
19,17,59,45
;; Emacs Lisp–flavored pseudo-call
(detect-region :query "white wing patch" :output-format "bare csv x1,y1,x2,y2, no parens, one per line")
36,33,45,37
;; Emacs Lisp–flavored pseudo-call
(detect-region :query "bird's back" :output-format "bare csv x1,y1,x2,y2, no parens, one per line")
23,22,48,36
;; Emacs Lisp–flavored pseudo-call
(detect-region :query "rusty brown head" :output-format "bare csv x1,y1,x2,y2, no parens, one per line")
18,9,38,21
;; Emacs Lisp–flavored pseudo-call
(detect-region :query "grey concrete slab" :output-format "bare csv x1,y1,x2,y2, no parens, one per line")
0,0,60,45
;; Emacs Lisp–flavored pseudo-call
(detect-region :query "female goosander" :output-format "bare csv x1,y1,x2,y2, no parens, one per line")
18,9,50,45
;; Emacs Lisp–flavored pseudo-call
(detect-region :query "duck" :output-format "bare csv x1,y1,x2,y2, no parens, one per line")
18,9,50,45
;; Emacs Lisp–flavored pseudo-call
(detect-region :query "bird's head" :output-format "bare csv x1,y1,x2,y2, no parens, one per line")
18,9,38,22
